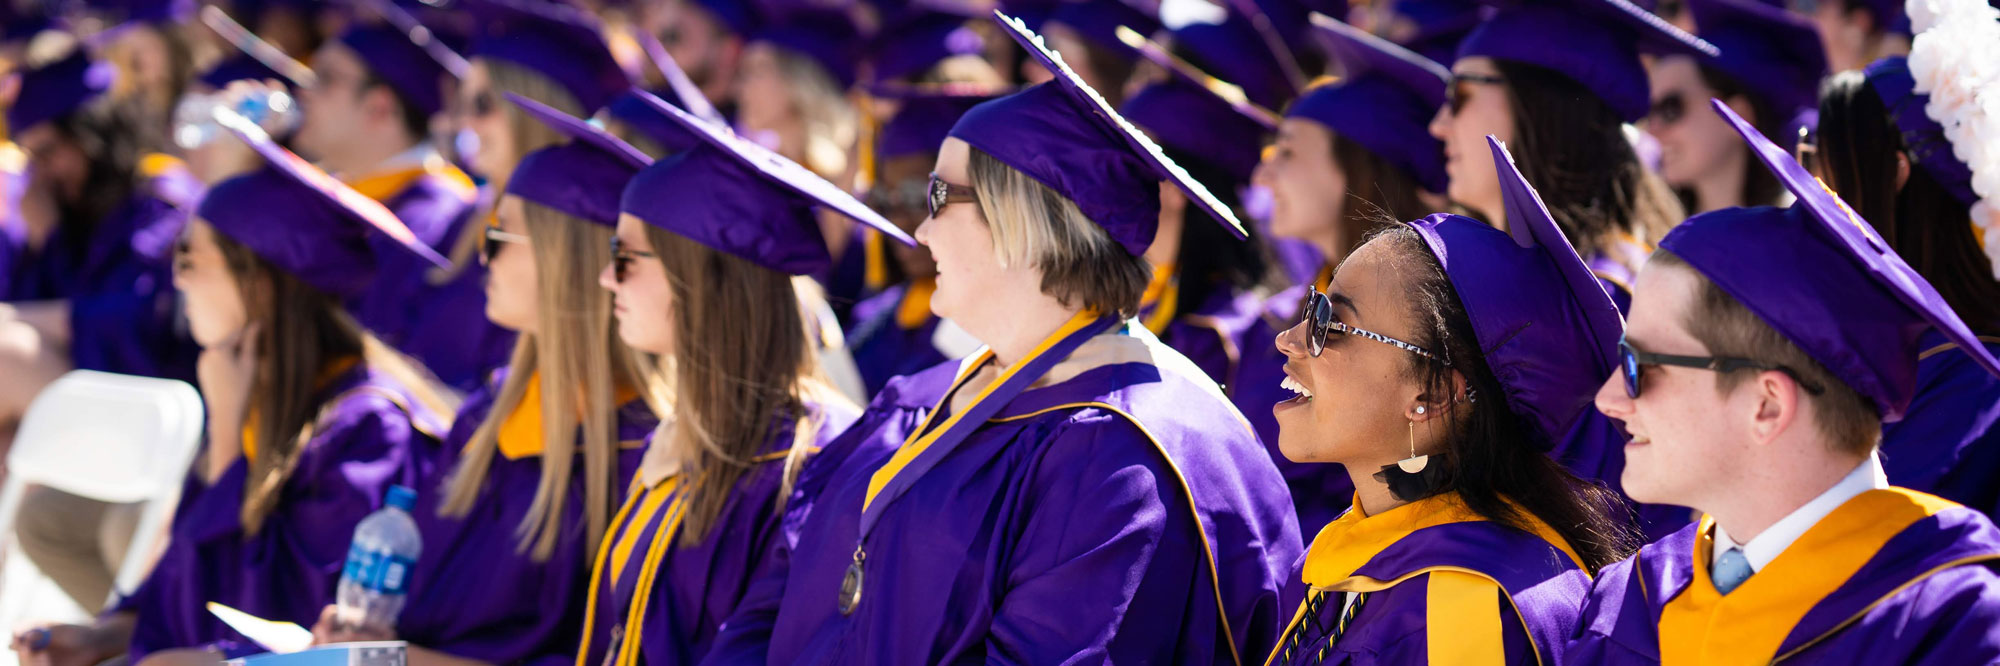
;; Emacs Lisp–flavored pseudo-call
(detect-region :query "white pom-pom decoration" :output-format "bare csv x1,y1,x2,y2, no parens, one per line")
1907,0,2000,274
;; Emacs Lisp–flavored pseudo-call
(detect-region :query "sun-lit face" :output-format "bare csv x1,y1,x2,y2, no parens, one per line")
459,61,513,182
172,220,250,348
1429,56,1513,227
1257,118,1350,255
734,42,793,138
293,42,374,164
1646,56,1750,201
482,195,540,333
599,213,676,355
1593,261,1749,508
915,138,1036,325
1271,237,1428,470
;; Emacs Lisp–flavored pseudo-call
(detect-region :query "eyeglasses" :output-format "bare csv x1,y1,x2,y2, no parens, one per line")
609,235,657,283
1649,92,1687,127
927,172,977,219
1618,337,1826,399
479,225,529,265
1446,72,1506,116
1302,288,1441,362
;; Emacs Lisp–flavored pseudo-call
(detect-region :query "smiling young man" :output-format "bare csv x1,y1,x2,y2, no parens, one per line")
1572,100,2000,664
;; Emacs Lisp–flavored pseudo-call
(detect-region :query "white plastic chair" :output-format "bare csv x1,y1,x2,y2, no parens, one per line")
0,370,205,607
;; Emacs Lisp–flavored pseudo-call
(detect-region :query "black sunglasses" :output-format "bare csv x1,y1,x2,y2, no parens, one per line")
1650,92,1687,127
1446,72,1506,115
927,172,976,219
1301,288,1442,362
479,225,528,265
609,236,657,283
1618,338,1826,399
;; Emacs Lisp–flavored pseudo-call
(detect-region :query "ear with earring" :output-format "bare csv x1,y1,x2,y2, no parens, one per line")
1376,402,1446,501
1398,405,1430,473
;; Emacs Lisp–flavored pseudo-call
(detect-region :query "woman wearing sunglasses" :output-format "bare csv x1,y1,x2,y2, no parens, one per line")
1242,16,1455,537
13,113,452,666
1644,0,1824,216
1809,53,2000,518
575,90,869,666
303,94,658,666
1428,0,1709,315
1266,137,1636,665
701,16,1300,663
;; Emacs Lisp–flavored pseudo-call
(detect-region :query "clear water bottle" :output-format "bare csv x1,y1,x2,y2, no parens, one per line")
334,485,422,631
172,86,301,150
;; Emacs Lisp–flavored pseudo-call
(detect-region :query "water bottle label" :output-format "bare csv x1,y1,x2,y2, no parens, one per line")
342,547,417,595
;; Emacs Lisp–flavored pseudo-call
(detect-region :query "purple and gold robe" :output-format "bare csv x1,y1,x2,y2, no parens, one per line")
118,363,447,661
4,190,195,381
1268,492,1590,666
1571,487,2000,664
1882,333,2000,519
343,159,513,391
397,368,657,665
576,400,859,666
702,331,1302,664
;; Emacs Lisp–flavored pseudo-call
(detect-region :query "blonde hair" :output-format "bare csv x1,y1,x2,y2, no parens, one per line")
443,60,586,271
769,46,857,180
641,224,855,544
439,199,647,561
965,146,1150,317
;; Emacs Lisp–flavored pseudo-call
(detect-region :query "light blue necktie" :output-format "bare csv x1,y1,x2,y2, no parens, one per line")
1712,547,1753,595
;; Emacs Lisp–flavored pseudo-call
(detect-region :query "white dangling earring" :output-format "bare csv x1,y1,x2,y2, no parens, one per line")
1399,406,1430,473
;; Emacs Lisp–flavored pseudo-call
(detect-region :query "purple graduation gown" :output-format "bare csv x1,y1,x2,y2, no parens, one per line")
117,363,447,661
1881,333,2000,519
345,170,513,392
702,335,1302,664
397,368,657,666
4,191,195,380
1232,283,1355,537
846,283,949,398
1269,493,1590,666
1154,285,1264,393
1571,487,2000,664
575,400,859,666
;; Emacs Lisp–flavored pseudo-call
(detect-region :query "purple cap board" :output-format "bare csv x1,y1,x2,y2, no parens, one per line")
467,0,632,114
198,108,448,299
1289,13,1450,192
505,93,652,226
1456,0,1716,122
868,11,986,84
1657,99,2000,421
1405,136,1624,447
947,11,1247,257
7,49,116,133
336,24,453,116
616,91,915,275
1114,25,1277,184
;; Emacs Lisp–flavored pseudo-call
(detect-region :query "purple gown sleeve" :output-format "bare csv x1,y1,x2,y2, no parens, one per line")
983,414,1202,665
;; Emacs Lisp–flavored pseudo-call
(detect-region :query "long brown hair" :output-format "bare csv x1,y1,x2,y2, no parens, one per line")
642,225,852,545
1331,131,1429,262
1495,61,1686,260
440,200,648,561
215,235,455,536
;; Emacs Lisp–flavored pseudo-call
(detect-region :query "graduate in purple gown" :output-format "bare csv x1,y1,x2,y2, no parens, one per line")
847,90,997,396
303,93,661,666
11,111,453,666
1,46,197,427
1263,137,1640,666
289,20,511,391
1811,56,2000,520
1571,100,2000,665
1429,0,1714,316
1238,16,1452,537
571,90,869,666
700,14,1301,663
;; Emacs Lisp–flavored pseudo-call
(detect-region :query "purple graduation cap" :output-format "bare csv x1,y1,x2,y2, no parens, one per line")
1168,4,1302,110
505,93,652,226
334,22,459,117
1383,0,1483,65
1456,0,1716,122
199,109,450,298
7,49,116,135
1659,100,2000,420
1688,0,1826,134
1289,13,1450,192
1115,26,1277,186
750,5,864,89
1407,136,1625,446
616,91,915,275
1044,0,1159,54
874,87,1003,160
947,11,1247,257
466,0,632,114
607,90,702,156
867,10,986,84
1866,57,1978,208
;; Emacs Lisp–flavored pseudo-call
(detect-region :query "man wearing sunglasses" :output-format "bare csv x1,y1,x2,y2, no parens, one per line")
1572,101,2000,663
